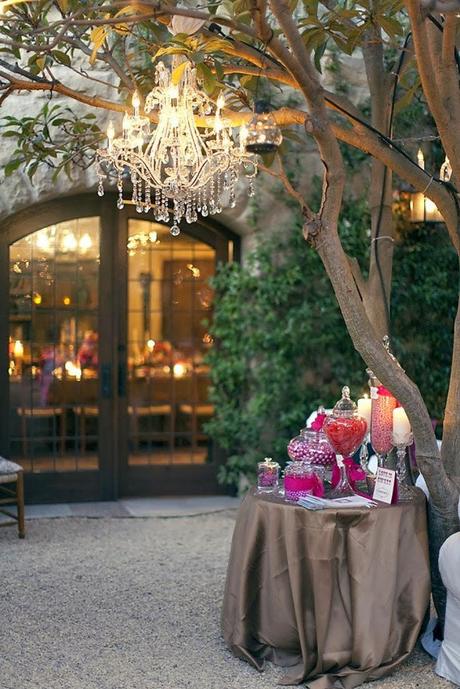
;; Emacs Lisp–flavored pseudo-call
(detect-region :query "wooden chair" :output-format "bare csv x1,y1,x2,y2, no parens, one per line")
0,458,25,539
73,406,99,453
128,404,173,451
178,374,214,451
17,406,66,456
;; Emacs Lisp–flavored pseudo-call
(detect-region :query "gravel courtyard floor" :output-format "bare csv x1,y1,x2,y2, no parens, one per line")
0,510,453,689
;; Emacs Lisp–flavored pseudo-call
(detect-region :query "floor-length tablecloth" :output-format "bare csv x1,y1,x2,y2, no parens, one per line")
222,489,430,688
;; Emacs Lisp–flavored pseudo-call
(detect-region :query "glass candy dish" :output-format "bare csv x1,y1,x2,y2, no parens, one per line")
323,387,368,497
256,457,280,494
284,461,324,502
287,408,336,482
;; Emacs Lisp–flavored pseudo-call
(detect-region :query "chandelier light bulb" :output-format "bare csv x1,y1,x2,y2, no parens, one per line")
440,156,452,182
132,90,141,116
168,84,179,99
417,147,425,170
244,101,283,154
96,60,257,235
107,120,115,140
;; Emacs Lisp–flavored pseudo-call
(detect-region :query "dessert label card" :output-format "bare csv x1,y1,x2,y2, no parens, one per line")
373,467,397,504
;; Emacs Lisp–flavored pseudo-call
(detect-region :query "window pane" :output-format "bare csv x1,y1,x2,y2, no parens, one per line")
127,220,215,466
9,218,101,474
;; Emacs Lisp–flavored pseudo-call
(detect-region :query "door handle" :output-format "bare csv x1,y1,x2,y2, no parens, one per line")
101,363,112,399
118,362,127,397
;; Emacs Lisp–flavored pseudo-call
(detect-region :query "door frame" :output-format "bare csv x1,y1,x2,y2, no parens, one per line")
0,192,240,502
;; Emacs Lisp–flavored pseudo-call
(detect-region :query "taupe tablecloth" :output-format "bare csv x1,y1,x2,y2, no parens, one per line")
222,489,430,688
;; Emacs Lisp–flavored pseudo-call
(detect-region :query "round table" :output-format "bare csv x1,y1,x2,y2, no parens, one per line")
222,489,430,689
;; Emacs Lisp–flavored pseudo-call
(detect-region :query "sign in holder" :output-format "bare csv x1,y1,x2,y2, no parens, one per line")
373,467,398,504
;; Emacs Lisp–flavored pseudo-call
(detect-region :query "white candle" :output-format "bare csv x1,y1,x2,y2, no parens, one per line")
357,395,372,433
393,407,412,446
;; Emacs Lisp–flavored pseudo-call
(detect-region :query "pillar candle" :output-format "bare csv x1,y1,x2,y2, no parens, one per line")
357,396,372,433
393,407,412,446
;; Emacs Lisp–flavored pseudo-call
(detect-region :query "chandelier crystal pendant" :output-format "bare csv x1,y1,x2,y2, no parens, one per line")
96,60,257,236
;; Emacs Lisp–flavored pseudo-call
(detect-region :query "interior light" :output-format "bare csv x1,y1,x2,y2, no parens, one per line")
79,233,93,251
36,232,50,251
173,363,186,377
62,232,77,251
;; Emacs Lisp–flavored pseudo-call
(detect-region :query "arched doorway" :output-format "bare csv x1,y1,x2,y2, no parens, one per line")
1,194,239,502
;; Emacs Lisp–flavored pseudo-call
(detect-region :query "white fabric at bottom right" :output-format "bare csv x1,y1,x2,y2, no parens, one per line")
436,532,460,686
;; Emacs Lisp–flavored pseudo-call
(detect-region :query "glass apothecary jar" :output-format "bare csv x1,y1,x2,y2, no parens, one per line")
323,386,368,497
287,408,336,482
284,461,324,502
256,457,280,493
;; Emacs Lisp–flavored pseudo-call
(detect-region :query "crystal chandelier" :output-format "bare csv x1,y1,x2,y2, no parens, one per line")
96,60,257,236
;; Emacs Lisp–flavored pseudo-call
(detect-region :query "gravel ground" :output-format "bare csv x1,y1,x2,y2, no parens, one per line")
0,512,453,689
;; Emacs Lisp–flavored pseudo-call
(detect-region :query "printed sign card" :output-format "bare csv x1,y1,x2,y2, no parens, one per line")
373,467,398,504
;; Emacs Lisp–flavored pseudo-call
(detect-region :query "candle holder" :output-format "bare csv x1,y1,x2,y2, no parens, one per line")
393,433,414,501
256,457,280,494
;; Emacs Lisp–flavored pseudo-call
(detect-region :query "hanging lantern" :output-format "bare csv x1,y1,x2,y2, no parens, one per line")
244,101,283,154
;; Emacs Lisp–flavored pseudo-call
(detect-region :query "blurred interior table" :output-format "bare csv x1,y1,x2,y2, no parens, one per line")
222,489,430,689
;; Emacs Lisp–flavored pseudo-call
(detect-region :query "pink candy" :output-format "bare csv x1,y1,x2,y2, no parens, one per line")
287,433,336,466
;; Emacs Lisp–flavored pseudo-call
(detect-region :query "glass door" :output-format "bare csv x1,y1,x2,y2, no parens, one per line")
2,194,237,502
2,196,116,502
117,215,231,495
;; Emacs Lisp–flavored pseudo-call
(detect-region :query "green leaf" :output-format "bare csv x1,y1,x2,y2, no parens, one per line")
378,14,404,38
52,50,71,67
196,62,217,95
4,159,22,176
314,40,327,73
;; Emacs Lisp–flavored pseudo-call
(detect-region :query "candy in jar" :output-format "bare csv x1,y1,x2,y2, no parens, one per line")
323,387,368,458
256,457,280,493
370,386,397,456
323,386,368,498
287,408,336,481
284,461,324,501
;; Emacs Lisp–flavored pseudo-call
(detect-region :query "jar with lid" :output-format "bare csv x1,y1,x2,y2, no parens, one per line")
323,386,368,497
287,407,336,483
284,461,324,502
256,457,280,493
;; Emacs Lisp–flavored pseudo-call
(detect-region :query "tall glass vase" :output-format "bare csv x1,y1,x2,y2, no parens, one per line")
370,386,397,468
